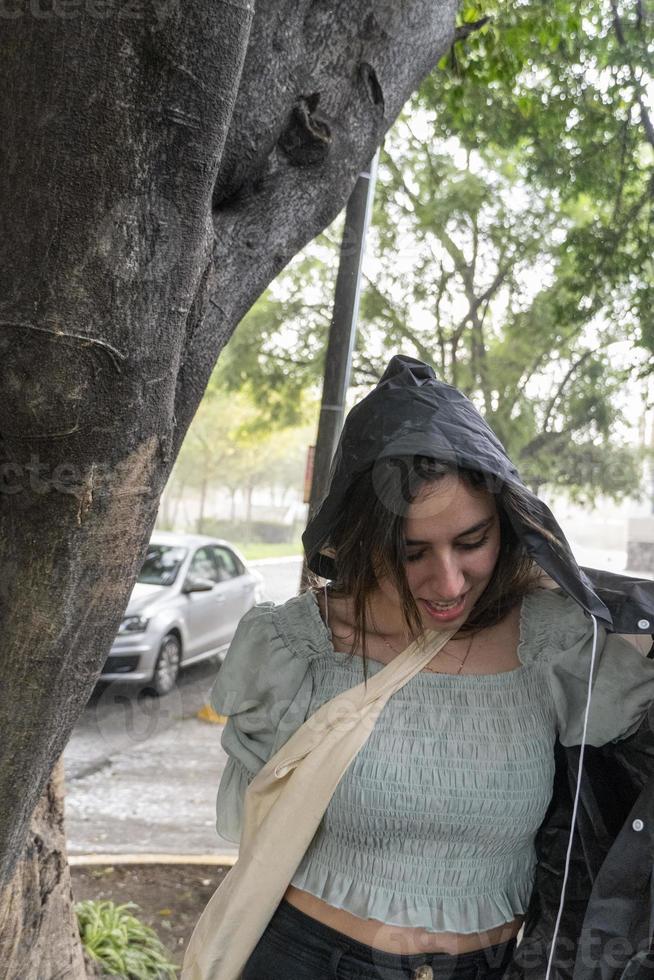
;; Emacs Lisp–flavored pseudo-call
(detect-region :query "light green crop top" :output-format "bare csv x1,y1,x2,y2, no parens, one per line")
210,588,654,935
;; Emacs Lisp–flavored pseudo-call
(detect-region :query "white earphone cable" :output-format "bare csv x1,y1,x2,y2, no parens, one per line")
544,613,599,979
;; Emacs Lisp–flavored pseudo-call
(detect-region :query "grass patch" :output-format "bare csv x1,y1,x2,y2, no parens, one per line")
235,540,303,560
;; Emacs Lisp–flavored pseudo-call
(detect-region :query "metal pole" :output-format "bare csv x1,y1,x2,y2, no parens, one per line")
300,150,380,589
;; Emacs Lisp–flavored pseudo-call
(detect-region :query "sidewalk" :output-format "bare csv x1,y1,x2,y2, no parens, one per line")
65,712,238,858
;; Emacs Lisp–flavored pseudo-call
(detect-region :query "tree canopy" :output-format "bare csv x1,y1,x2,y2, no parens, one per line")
221,0,653,504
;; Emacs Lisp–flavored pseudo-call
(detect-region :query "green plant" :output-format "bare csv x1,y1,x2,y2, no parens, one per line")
75,899,178,979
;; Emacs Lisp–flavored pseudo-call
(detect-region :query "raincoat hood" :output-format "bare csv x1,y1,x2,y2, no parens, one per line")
303,354,654,636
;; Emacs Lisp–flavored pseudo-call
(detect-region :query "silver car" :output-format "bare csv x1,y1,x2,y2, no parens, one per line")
101,531,266,695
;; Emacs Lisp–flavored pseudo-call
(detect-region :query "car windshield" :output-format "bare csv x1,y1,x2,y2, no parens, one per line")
137,545,188,586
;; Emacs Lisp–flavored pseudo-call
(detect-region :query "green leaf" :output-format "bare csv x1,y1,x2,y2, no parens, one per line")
75,900,178,979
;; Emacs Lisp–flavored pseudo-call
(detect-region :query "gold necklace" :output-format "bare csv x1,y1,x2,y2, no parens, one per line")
380,632,475,675
363,604,476,675
424,634,475,674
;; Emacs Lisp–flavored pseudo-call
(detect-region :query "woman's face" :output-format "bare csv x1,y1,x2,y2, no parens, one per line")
376,474,501,632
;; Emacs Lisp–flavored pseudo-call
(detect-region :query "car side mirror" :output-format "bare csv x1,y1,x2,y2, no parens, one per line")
182,577,215,594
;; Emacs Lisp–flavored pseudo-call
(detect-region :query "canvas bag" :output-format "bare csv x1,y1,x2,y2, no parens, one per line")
182,626,456,980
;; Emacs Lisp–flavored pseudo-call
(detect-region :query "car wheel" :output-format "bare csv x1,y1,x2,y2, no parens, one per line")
149,633,181,696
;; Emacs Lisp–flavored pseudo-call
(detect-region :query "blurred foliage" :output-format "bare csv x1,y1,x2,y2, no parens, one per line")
214,245,339,427
432,0,654,356
163,382,316,530
218,0,653,503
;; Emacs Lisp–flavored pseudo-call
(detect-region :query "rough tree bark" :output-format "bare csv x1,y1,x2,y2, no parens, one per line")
0,1,458,975
0,758,86,978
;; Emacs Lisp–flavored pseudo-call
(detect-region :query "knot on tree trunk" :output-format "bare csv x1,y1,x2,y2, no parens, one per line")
359,62,384,111
278,93,332,166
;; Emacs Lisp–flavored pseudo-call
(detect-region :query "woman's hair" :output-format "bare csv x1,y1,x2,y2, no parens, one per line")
307,456,546,679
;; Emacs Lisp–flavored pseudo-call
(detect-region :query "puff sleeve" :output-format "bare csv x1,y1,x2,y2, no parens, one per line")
526,590,654,748
209,603,314,843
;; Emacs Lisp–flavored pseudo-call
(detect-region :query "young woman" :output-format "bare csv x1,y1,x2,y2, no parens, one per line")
209,356,654,980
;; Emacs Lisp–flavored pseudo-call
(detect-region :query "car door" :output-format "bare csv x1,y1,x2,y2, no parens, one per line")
182,546,224,657
206,545,255,649
224,547,258,619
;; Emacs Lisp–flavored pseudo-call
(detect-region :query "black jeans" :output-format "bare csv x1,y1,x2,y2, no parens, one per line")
242,899,518,980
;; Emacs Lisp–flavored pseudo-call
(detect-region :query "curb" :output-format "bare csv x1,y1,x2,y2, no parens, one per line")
69,854,237,867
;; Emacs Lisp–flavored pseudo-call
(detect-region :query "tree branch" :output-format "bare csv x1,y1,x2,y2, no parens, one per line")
352,351,383,383
519,424,577,461
434,263,452,377
362,274,409,331
612,112,631,222
384,151,473,276
610,0,654,150
362,274,438,363
542,350,594,433
450,260,511,347
453,16,491,42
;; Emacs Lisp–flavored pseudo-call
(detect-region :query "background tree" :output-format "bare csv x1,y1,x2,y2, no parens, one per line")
161,383,315,533
0,2,459,974
161,390,244,531
227,0,653,503
216,248,340,427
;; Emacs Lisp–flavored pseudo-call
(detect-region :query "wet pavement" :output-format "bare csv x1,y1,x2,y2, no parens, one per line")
64,557,303,857
65,709,234,856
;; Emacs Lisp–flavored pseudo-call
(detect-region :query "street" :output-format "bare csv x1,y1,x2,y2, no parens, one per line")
64,556,303,856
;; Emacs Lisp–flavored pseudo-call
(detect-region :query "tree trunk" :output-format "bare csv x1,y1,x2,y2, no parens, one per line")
197,474,208,533
169,480,186,531
0,2,458,974
0,758,86,980
159,481,177,531
245,484,254,538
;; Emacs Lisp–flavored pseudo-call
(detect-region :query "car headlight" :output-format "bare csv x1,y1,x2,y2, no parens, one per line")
118,615,150,634
254,583,265,603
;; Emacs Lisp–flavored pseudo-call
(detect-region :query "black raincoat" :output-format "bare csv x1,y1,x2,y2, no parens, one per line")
303,355,654,979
